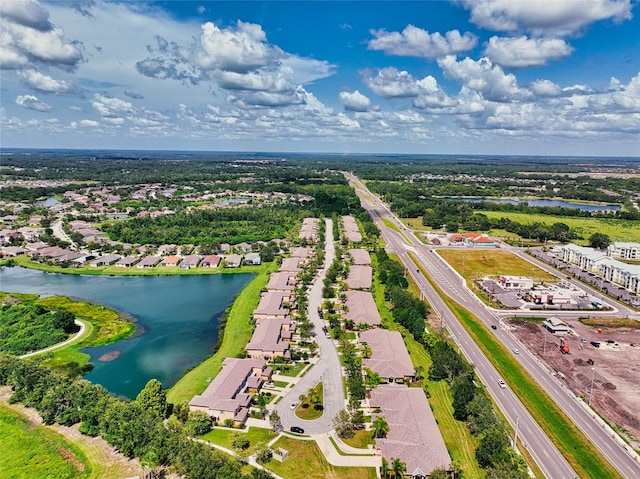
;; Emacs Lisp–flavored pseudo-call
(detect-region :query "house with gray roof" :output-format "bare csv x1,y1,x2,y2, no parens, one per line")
189,358,271,425
266,271,297,292
116,256,140,268
279,257,303,273
369,384,451,478
244,252,261,265
180,255,202,269
90,254,121,267
359,329,414,383
137,256,161,268
224,254,243,268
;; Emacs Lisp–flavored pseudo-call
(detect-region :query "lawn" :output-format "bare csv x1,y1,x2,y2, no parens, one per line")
167,261,277,405
412,252,622,479
271,361,308,377
341,430,375,450
478,211,640,244
0,404,91,479
437,249,557,284
200,426,276,454
295,382,323,420
264,436,377,479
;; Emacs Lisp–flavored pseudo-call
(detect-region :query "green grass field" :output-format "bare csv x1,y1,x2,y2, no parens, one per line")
200,427,276,454
401,213,640,244
295,382,323,420
265,436,377,479
437,249,557,283
411,253,623,479
166,261,277,404
0,404,91,479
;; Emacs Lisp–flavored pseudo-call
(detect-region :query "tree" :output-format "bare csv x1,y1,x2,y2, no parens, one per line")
52,310,76,334
589,232,611,249
381,457,390,479
231,433,250,451
268,410,282,432
372,416,389,438
391,457,406,477
452,372,476,421
248,469,274,479
186,410,212,436
333,409,354,438
475,428,509,468
430,468,449,479
135,379,167,418
255,447,273,464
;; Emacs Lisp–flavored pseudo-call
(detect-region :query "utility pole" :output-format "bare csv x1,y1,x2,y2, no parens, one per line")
513,415,520,449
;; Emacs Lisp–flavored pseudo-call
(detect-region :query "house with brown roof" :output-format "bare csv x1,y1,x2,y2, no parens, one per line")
348,248,371,265
266,271,297,292
201,255,222,268
253,291,292,320
189,358,271,425
343,290,381,328
299,217,320,242
279,257,303,273
369,384,451,478
359,329,414,383
0,246,26,257
245,318,294,360
161,255,182,267
290,247,313,259
90,254,121,267
345,265,373,290
342,215,362,243
137,256,161,268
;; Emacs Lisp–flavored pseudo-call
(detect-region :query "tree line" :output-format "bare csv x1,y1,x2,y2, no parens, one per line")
0,355,272,479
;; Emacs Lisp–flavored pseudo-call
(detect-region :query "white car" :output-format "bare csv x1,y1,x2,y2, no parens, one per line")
290,402,299,409
512,348,520,354
498,379,507,389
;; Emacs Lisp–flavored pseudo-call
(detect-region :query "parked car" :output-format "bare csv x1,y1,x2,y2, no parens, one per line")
498,379,507,389
290,402,299,409
491,325,497,330
290,426,305,434
512,348,520,354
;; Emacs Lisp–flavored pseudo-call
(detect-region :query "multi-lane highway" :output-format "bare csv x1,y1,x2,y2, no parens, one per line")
347,172,640,479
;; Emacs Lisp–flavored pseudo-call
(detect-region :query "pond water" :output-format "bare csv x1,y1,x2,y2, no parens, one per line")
447,197,620,212
0,267,253,398
37,197,61,207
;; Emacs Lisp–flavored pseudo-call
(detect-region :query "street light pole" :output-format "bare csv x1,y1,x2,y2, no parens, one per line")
589,367,595,406
513,415,520,449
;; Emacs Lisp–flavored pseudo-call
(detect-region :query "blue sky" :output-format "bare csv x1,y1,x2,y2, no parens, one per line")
1,0,639,156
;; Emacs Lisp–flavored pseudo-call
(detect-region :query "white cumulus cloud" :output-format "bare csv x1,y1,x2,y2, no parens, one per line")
18,69,78,93
461,0,633,36
368,25,477,58
15,94,52,111
484,36,573,68
339,90,372,112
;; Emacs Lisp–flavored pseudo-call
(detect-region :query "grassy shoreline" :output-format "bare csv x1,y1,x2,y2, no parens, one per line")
167,261,278,405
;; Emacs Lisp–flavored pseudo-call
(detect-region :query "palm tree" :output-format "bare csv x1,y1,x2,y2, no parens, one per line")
372,416,389,438
380,457,390,479
391,457,406,477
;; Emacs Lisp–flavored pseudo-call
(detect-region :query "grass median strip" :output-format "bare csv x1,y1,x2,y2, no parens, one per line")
409,252,622,479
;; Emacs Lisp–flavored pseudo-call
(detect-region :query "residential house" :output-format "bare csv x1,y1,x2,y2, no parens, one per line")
189,358,272,426
245,318,294,360
359,329,415,383
279,257,303,273
266,271,297,293
161,255,182,267
345,265,373,290
348,248,371,265
90,254,121,267
253,291,292,321
137,256,162,268
116,256,140,268
180,255,202,269
343,291,381,328
244,252,261,265
201,255,222,268
369,384,451,478
224,254,243,268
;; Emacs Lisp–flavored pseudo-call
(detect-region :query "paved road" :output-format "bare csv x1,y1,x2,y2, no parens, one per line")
274,218,347,434
347,173,640,479
20,320,86,358
52,219,76,248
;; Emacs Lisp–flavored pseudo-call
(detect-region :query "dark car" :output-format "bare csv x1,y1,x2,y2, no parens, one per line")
290,426,305,434
491,325,497,330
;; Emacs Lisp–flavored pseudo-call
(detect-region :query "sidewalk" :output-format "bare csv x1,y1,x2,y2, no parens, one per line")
312,433,380,468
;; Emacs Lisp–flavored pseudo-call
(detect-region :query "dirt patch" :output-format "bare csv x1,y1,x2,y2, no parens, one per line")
99,350,122,362
509,319,640,450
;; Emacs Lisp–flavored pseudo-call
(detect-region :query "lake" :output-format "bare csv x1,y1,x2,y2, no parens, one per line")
446,197,621,212
0,267,253,399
